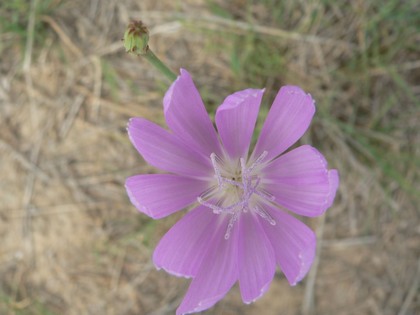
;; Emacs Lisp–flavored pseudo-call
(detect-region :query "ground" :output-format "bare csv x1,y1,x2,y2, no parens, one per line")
0,0,419,314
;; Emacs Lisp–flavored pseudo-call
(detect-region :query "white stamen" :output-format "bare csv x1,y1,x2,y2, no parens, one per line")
255,187,276,202
222,178,243,188
198,186,218,201
254,206,276,225
197,196,224,214
224,211,240,239
247,151,268,173
210,153,224,187
240,157,247,174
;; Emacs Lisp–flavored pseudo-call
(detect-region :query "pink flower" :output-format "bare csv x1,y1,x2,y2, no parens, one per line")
126,69,339,314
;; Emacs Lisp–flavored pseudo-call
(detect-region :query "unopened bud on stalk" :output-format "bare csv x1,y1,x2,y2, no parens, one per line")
123,21,149,55
123,21,177,81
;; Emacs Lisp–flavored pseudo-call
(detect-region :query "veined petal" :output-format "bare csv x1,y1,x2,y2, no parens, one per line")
262,206,316,286
125,174,208,219
238,213,275,304
164,69,222,157
326,169,339,209
215,89,264,159
176,214,238,315
153,205,219,278
128,117,212,179
262,145,339,217
253,86,315,161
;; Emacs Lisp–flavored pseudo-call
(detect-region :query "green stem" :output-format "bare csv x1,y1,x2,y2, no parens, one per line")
144,48,177,81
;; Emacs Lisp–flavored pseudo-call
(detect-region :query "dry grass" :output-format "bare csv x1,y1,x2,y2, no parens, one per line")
0,0,419,314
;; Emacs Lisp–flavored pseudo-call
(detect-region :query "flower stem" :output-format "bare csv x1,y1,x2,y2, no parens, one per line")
143,48,177,81
123,21,177,82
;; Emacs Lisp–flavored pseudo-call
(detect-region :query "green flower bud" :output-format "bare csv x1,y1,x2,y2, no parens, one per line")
123,21,149,55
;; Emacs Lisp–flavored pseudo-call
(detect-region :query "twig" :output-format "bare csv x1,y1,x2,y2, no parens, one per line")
23,0,38,129
322,236,377,248
21,0,41,268
59,95,85,139
23,0,37,72
90,56,102,120
398,259,420,315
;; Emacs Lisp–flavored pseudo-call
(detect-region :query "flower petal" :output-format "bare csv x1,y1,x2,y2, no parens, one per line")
215,89,264,159
125,174,208,219
238,213,275,304
176,215,238,315
262,145,339,217
261,206,316,285
153,205,219,278
163,69,222,157
326,169,339,209
253,86,315,161
128,117,212,179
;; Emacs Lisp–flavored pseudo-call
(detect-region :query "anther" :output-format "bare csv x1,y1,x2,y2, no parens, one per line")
254,206,276,225
247,151,268,173
224,211,240,239
210,153,224,187
201,151,275,240
197,196,222,213
255,188,275,202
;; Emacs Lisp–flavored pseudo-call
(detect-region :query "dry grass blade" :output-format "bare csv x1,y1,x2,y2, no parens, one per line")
0,1,418,314
322,236,377,248
22,0,37,73
41,15,83,57
59,95,85,139
132,11,356,51
90,56,103,120
0,139,50,182
398,259,420,315
192,14,357,51
302,214,326,315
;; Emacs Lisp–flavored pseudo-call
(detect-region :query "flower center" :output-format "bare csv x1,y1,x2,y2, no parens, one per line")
198,151,276,239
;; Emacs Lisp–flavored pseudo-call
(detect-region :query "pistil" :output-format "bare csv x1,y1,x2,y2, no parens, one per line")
198,151,276,239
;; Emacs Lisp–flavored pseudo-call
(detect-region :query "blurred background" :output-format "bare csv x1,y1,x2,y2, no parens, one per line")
0,0,419,314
